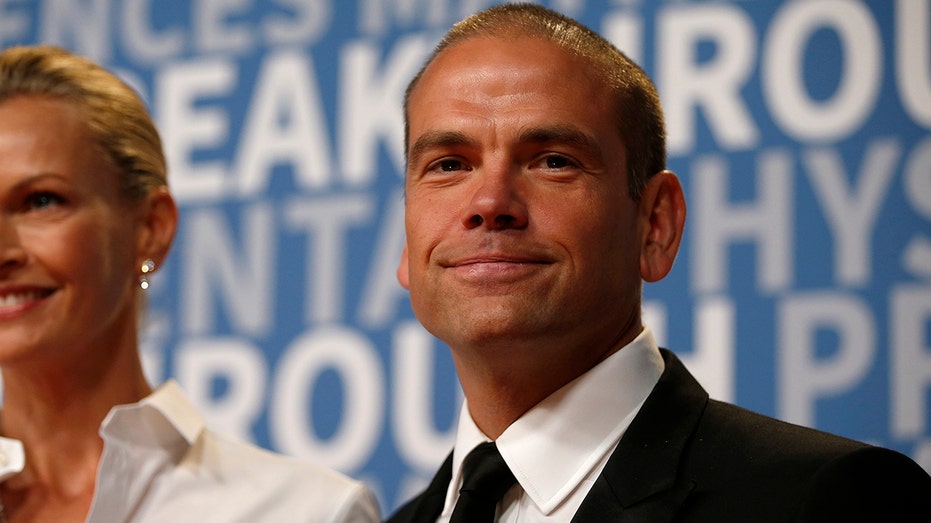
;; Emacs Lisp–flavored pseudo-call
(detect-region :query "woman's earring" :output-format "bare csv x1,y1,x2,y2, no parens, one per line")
140,259,156,290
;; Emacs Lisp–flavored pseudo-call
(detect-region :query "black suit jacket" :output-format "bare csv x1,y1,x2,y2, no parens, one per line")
387,349,931,522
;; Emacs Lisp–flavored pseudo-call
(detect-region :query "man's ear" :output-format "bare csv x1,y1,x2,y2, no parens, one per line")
397,242,411,290
639,171,686,283
135,187,178,271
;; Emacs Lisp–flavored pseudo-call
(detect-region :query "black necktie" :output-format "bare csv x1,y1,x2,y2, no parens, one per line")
450,442,517,523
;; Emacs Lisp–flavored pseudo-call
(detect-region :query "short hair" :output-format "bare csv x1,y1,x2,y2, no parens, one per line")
0,45,166,201
404,3,666,200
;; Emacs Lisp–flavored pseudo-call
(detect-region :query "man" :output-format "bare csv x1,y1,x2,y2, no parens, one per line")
390,4,931,522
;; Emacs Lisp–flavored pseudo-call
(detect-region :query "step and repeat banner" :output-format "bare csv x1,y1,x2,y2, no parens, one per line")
4,0,929,512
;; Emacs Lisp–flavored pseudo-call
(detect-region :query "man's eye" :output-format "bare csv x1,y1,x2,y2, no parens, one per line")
439,159,464,171
428,158,466,173
545,155,572,169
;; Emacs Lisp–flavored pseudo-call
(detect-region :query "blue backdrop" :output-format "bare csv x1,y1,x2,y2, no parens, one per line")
4,0,929,513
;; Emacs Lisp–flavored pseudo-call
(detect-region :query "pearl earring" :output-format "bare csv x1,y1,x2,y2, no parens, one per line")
140,259,156,290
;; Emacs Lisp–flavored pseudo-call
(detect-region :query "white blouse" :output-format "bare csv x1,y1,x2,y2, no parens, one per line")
0,381,380,522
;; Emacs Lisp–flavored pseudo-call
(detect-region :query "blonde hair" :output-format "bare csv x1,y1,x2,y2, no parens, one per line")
0,45,167,201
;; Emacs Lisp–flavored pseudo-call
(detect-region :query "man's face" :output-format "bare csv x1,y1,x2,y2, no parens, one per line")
399,36,646,357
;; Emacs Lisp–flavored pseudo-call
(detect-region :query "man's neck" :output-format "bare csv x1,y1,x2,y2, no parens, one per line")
453,337,632,439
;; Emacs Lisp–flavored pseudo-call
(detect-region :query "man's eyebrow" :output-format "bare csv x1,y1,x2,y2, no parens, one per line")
517,125,602,152
408,130,474,164
407,126,604,166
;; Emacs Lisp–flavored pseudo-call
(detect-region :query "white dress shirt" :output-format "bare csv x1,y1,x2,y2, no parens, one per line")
0,381,380,523
438,328,665,522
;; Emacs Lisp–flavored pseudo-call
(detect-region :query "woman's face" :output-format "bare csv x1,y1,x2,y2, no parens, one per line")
0,96,144,369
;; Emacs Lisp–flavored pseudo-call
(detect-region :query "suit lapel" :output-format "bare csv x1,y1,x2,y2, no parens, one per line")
572,474,694,522
572,350,707,522
387,452,453,523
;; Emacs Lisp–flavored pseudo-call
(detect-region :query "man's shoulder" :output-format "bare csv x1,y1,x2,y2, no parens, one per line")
675,401,931,520
649,351,929,505
700,397,867,455
655,349,871,461
636,361,931,520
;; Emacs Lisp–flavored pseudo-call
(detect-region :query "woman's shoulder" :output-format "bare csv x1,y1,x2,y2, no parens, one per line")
183,428,381,522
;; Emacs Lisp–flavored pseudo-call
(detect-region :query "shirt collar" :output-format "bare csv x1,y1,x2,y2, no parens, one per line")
0,381,205,484
445,327,664,515
0,437,24,482
99,380,205,447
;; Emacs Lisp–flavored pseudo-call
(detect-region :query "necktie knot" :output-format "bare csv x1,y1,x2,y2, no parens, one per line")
450,442,516,523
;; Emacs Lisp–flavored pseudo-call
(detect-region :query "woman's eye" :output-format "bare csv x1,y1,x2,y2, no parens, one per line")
27,192,64,210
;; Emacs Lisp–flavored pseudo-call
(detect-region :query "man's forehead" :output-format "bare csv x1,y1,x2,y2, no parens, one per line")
404,32,617,156
414,36,589,99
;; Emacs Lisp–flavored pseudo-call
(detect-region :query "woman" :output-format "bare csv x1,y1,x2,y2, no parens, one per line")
0,45,379,522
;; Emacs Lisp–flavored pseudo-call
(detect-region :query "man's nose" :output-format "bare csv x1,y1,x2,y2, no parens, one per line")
461,166,529,231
